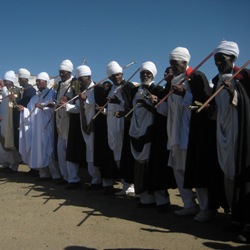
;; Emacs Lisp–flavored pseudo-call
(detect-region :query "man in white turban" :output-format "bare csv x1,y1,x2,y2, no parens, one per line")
0,71,22,173
18,72,61,180
159,47,224,221
55,59,83,189
212,40,250,242
129,61,175,212
65,65,103,189
103,61,137,195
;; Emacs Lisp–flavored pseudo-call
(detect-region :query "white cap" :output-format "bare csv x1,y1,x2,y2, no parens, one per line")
59,59,73,72
37,72,50,82
106,61,123,77
18,68,31,79
169,47,191,63
140,61,157,78
3,70,16,83
75,65,92,78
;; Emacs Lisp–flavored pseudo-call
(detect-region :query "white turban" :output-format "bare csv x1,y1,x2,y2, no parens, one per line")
37,72,50,82
213,40,239,59
75,65,92,78
3,70,16,83
59,59,73,72
169,47,191,63
18,68,30,79
140,61,157,78
106,61,123,77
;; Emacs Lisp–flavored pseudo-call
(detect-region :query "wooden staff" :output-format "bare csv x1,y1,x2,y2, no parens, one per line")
92,66,140,120
54,61,136,112
196,59,250,113
155,52,213,108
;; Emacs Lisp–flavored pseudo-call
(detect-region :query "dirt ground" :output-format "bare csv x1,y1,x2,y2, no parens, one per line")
0,164,249,250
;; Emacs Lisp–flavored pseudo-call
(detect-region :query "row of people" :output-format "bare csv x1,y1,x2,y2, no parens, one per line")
0,40,249,243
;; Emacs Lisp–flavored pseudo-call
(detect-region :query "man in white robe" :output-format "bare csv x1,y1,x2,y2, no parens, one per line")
18,72,61,180
65,65,102,188
0,71,22,173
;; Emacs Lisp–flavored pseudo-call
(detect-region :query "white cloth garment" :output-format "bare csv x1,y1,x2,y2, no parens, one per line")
107,84,125,161
129,86,154,161
19,88,59,177
215,74,238,180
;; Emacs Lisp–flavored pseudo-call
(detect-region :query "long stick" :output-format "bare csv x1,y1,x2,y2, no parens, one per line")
54,61,136,112
92,66,140,120
155,52,213,108
196,59,250,113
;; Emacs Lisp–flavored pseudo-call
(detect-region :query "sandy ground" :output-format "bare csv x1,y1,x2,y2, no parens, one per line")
0,164,249,250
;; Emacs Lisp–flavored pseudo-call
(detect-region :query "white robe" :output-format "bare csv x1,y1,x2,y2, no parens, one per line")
107,84,125,161
129,85,154,161
19,88,56,169
215,74,238,180
166,73,192,171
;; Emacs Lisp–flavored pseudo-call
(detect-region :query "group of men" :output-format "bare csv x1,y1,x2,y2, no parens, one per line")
0,40,249,244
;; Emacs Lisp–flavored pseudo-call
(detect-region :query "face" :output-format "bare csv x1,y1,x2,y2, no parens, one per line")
214,53,235,74
103,81,112,91
59,70,71,82
78,76,91,90
140,70,153,85
109,73,123,85
18,78,29,87
169,60,187,76
164,67,173,83
3,80,14,89
36,79,47,92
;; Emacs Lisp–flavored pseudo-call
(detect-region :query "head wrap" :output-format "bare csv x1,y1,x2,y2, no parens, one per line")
37,72,50,82
59,59,73,72
75,65,92,78
213,40,239,59
3,70,16,83
140,61,157,78
106,61,123,77
18,68,30,79
169,47,191,63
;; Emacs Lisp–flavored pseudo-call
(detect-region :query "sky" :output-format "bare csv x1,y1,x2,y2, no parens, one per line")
0,0,250,85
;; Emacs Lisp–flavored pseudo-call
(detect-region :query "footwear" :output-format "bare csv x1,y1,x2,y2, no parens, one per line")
115,185,135,196
25,169,39,177
137,202,157,208
223,223,243,232
85,184,103,191
175,206,199,217
65,182,81,190
102,186,115,195
158,203,171,213
194,210,216,222
115,189,127,196
56,179,68,185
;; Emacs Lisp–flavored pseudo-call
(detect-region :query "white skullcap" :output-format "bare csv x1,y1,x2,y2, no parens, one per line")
3,70,16,83
213,40,240,59
37,72,50,82
59,59,73,72
169,47,191,63
75,65,92,78
106,61,123,77
140,61,157,78
18,68,30,79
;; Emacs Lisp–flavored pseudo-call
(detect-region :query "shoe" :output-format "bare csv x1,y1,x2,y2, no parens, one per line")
56,179,68,185
25,169,39,177
0,167,8,173
65,182,81,190
137,202,157,208
223,223,243,232
85,184,103,191
115,189,127,196
175,206,199,217
158,203,171,213
194,210,216,222
102,186,115,195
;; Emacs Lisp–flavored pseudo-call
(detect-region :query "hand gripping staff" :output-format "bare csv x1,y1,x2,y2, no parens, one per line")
124,72,173,118
91,65,140,120
196,59,250,113
155,52,213,108
54,61,136,112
